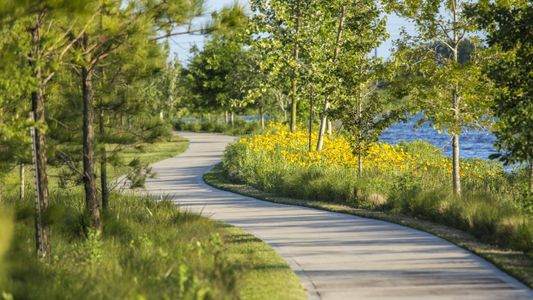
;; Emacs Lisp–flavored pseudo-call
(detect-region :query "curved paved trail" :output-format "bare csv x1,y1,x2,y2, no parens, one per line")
144,132,533,300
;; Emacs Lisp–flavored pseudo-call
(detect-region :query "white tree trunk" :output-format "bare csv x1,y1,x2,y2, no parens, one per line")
316,6,345,151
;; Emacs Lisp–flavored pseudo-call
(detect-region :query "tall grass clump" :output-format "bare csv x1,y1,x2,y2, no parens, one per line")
221,123,533,253
1,192,240,300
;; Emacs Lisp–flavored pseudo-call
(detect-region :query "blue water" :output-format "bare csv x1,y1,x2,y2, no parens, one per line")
379,115,498,160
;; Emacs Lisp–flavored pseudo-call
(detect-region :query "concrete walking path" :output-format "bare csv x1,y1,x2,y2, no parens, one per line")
143,132,533,300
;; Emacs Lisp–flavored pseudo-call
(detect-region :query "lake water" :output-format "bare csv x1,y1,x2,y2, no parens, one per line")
379,115,498,160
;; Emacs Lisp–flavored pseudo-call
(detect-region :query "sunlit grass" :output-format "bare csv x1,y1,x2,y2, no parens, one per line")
0,135,305,299
1,193,305,299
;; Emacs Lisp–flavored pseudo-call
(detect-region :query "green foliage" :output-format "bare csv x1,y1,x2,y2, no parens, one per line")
390,35,493,136
469,2,533,166
0,0,91,20
142,0,204,35
385,0,498,195
175,120,260,136
208,3,249,38
250,0,387,132
185,33,253,114
0,17,33,172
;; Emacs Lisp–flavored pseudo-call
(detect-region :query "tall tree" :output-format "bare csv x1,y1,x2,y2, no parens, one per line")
290,0,301,132
386,0,493,195
71,2,126,233
251,0,385,141
186,4,250,120
470,0,533,192
66,0,198,233
333,58,398,175
307,1,385,151
315,4,346,151
250,0,309,131
186,36,250,120
0,0,90,257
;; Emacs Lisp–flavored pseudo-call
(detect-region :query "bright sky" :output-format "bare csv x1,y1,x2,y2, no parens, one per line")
168,0,414,64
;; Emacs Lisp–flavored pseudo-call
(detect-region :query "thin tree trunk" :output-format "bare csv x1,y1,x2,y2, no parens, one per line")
451,1,461,196
316,6,345,151
290,0,301,132
308,84,313,152
224,111,229,124
316,101,329,151
327,120,332,136
358,149,363,176
529,160,533,194
357,95,363,176
29,16,51,258
30,106,50,258
452,132,461,195
99,110,109,210
259,106,265,129
19,164,25,200
82,51,102,233
230,111,235,126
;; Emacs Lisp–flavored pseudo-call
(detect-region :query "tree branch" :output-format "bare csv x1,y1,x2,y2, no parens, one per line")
57,151,85,178
150,28,206,41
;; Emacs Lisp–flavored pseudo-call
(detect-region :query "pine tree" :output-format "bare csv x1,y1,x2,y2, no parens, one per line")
0,0,90,257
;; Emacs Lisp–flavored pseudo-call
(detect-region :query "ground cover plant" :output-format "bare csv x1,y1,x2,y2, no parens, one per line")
222,123,533,253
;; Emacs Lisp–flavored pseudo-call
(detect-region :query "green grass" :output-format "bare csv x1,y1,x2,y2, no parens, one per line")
223,228,306,300
0,135,305,299
204,163,533,288
0,135,190,194
105,135,190,181
0,193,304,299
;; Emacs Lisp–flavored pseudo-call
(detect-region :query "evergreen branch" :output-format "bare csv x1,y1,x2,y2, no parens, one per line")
151,28,206,41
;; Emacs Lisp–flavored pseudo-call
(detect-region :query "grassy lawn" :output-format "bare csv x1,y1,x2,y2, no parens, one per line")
0,136,305,299
105,135,190,181
204,163,533,289
0,136,190,195
223,227,306,300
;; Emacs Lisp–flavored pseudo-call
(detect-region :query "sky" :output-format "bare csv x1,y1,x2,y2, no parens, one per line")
168,0,414,64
